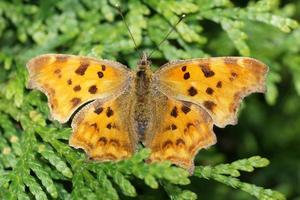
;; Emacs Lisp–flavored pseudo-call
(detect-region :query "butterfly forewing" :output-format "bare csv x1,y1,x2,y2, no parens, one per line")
27,54,132,123
154,57,268,128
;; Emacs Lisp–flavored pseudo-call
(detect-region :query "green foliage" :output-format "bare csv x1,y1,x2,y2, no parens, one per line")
0,0,299,199
194,157,285,200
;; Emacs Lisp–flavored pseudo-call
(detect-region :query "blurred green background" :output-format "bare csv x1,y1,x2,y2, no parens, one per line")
0,0,299,199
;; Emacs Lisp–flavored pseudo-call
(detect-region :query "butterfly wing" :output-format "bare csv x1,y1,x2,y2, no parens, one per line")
70,89,138,161
27,54,132,123
144,92,216,171
153,57,268,128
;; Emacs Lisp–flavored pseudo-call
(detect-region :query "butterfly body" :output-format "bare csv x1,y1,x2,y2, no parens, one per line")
133,52,153,140
26,53,268,171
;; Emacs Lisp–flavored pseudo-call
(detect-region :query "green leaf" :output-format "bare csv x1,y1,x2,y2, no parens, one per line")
37,144,73,178
194,156,284,200
163,181,197,200
96,169,119,200
110,171,136,197
29,161,58,198
23,175,47,200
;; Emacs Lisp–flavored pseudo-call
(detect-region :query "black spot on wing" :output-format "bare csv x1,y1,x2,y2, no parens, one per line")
188,86,198,96
54,69,61,74
98,137,107,145
170,106,178,118
181,105,191,114
183,72,190,80
67,79,72,85
203,101,216,111
70,98,81,107
106,123,112,129
199,63,215,77
94,107,103,115
106,107,114,117
88,85,97,94
230,72,238,81
171,124,177,130
73,85,81,92
206,87,214,95
97,71,104,78
75,62,89,75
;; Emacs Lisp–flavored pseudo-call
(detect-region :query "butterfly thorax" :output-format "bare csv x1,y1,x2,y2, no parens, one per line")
133,52,153,140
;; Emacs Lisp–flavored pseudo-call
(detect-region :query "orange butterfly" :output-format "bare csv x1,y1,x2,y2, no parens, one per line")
26,52,268,171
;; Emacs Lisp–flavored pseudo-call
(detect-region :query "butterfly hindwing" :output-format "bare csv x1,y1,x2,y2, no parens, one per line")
154,57,268,128
144,92,216,170
27,54,132,123
70,90,138,161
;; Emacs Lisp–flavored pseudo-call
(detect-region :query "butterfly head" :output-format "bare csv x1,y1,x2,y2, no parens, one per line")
137,51,151,71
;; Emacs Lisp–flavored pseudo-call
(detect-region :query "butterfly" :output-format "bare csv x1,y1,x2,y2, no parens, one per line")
26,52,268,172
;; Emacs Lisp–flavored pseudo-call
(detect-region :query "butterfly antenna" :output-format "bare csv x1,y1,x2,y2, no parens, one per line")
114,4,138,51
149,14,186,58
